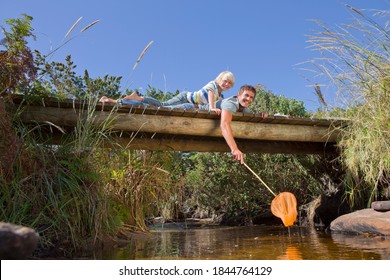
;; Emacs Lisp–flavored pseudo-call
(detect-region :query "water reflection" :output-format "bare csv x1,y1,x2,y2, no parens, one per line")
277,246,302,260
96,225,390,260
331,232,390,260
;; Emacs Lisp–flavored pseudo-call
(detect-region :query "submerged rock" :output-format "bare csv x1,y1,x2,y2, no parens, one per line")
330,208,390,236
0,222,39,259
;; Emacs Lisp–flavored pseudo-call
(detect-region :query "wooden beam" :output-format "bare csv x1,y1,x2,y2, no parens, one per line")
112,137,337,155
19,106,341,143
38,130,336,155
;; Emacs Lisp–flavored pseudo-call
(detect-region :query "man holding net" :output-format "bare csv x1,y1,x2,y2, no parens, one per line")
216,84,260,163
215,85,297,227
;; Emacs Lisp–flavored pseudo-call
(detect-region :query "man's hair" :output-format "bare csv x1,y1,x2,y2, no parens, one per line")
238,85,257,97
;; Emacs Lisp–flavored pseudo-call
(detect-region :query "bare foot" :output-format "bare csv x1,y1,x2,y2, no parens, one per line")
99,96,117,103
122,91,143,102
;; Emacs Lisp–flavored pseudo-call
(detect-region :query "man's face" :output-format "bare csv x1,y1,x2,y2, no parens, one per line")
238,90,255,107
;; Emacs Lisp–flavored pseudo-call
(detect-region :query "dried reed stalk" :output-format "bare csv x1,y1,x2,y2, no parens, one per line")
314,84,328,109
64,17,83,39
80,20,100,33
132,40,154,71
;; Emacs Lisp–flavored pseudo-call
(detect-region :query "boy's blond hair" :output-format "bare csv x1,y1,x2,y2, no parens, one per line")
215,71,235,87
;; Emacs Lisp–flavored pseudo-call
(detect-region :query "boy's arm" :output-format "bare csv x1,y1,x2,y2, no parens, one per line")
208,90,221,114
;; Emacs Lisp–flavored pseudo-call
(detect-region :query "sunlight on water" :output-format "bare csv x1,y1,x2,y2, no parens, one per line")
94,226,390,260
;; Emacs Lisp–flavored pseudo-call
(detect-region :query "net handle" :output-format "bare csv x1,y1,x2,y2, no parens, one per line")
243,162,277,197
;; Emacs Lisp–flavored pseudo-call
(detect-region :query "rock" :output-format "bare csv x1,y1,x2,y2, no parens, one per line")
330,208,390,236
0,222,39,259
371,201,390,211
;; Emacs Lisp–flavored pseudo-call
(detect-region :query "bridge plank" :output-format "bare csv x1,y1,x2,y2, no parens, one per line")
19,105,341,143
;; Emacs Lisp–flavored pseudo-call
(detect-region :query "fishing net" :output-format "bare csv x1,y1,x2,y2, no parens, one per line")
270,192,297,227
243,163,298,227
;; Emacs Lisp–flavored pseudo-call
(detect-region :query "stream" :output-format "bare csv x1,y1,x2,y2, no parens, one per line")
91,225,390,260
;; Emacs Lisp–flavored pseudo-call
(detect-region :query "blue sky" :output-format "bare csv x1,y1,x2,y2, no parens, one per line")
1,0,388,111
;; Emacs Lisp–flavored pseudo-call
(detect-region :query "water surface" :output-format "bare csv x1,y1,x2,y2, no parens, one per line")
95,225,390,260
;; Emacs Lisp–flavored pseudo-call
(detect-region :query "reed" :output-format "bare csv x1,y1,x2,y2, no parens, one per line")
306,5,390,205
80,20,100,33
46,18,100,58
132,40,154,71
64,17,83,39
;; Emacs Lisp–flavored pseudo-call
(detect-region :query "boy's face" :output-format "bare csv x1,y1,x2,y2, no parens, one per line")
238,90,255,107
220,79,233,91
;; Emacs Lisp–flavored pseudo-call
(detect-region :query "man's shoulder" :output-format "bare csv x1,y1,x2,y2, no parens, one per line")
221,96,239,112
221,96,238,103
221,96,251,113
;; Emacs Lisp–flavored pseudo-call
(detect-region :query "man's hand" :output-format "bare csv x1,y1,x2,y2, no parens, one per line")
231,148,245,164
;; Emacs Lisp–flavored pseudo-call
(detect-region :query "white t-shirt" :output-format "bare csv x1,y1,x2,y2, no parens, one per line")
188,81,221,105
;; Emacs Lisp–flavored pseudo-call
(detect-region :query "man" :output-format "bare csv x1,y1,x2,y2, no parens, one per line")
216,85,258,164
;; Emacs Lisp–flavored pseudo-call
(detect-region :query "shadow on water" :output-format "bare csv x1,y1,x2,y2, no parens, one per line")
94,225,390,260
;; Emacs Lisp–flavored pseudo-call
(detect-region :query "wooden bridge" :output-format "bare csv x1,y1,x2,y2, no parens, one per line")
11,95,348,155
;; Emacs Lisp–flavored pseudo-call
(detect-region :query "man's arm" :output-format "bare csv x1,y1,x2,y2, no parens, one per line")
220,109,245,164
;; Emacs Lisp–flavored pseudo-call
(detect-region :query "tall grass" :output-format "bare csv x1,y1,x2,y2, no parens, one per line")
1,14,183,256
0,96,117,252
306,5,390,205
1,93,186,256
99,149,185,234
